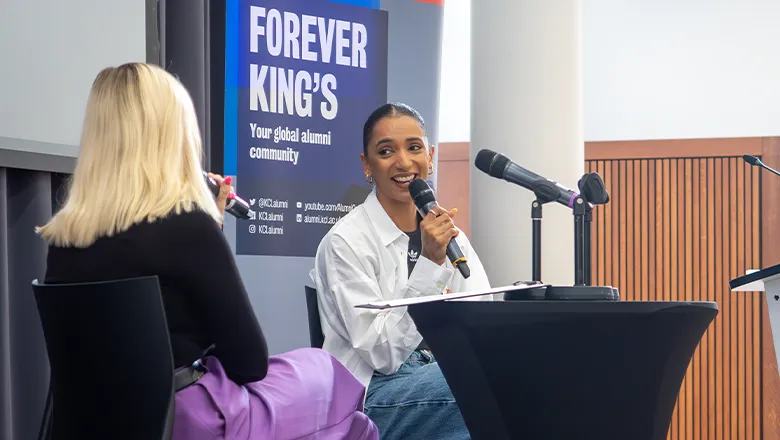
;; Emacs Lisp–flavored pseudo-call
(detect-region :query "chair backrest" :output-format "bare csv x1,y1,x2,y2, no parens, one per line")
304,285,325,348
32,276,175,439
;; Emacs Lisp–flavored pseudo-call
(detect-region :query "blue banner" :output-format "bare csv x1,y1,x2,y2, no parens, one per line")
225,0,388,257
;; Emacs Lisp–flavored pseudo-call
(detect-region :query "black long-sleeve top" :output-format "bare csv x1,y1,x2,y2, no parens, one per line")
43,209,269,385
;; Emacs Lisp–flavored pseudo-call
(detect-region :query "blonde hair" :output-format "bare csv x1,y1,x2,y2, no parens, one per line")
37,62,222,247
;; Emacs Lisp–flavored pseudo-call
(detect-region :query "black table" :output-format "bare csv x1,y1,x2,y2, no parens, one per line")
408,299,718,440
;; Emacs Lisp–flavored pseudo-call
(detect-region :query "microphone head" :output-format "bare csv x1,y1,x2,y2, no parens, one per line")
578,172,610,205
743,154,761,166
228,195,252,219
409,178,436,208
475,149,510,179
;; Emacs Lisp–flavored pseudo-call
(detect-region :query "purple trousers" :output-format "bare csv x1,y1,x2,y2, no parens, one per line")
173,348,378,440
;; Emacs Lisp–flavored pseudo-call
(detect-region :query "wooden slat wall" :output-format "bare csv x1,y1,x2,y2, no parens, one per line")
586,156,762,440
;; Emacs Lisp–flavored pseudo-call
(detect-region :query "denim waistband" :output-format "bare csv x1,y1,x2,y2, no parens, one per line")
407,349,435,363
372,350,436,378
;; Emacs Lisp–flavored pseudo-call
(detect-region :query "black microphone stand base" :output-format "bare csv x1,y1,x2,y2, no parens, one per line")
505,285,620,301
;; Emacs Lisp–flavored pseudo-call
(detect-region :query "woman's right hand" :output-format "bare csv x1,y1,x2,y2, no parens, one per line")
207,173,233,218
420,206,459,266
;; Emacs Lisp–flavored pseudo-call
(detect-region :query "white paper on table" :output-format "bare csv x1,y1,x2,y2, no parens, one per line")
354,283,549,310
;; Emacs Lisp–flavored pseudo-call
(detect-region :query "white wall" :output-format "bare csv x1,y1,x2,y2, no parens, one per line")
584,0,780,142
0,0,146,155
437,0,780,143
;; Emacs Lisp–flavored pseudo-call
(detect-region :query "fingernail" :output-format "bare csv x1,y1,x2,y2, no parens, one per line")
452,208,458,213
224,176,232,185
228,191,235,199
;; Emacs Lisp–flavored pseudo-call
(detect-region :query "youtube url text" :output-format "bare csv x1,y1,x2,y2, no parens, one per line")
302,202,356,213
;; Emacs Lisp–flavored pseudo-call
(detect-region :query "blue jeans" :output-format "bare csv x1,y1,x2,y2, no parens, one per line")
364,351,470,440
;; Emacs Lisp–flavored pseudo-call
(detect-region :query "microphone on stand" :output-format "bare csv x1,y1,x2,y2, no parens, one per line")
475,149,609,206
409,179,471,279
472,147,614,294
743,154,780,177
204,172,252,220
474,149,610,208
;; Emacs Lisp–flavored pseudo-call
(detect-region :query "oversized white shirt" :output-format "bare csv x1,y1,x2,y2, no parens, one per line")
310,190,492,389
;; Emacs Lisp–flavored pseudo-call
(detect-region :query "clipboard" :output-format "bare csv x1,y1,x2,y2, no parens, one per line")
354,283,549,310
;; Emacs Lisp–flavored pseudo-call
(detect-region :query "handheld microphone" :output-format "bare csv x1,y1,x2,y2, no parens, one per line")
743,154,780,177
204,172,252,220
408,179,471,279
475,149,588,208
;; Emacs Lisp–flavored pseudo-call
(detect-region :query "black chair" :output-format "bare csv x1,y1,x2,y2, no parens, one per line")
304,285,325,348
33,276,176,439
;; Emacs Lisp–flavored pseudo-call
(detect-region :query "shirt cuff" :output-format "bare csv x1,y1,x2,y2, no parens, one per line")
407,255,454,296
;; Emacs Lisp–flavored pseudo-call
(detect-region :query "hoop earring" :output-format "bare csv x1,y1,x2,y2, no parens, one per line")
428,164,434,175
365,174,374,185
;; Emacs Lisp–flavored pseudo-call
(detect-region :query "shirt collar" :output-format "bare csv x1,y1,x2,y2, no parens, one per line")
363,190,406,247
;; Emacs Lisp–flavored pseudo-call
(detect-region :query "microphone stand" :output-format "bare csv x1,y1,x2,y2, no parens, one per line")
503,171,618,301
743,154,780,177
531,200,543,282
530,194,617,300
585,206,593,286
530,181,558,283
506,174,618,302
762,166,780,177
527,181,595,286
573,196,592,286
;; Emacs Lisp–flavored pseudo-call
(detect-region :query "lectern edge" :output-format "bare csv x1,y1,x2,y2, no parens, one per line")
730,263,780,380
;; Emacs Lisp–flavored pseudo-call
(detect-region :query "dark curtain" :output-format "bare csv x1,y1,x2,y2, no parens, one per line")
0,167,68,440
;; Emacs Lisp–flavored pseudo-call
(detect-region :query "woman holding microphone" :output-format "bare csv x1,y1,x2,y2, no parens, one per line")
312,103,492,440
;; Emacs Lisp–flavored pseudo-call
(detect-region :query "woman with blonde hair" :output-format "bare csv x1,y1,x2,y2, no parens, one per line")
39,62,377,440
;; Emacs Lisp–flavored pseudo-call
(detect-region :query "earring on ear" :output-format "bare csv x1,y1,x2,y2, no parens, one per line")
365,174,374,185
428,163,434,175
